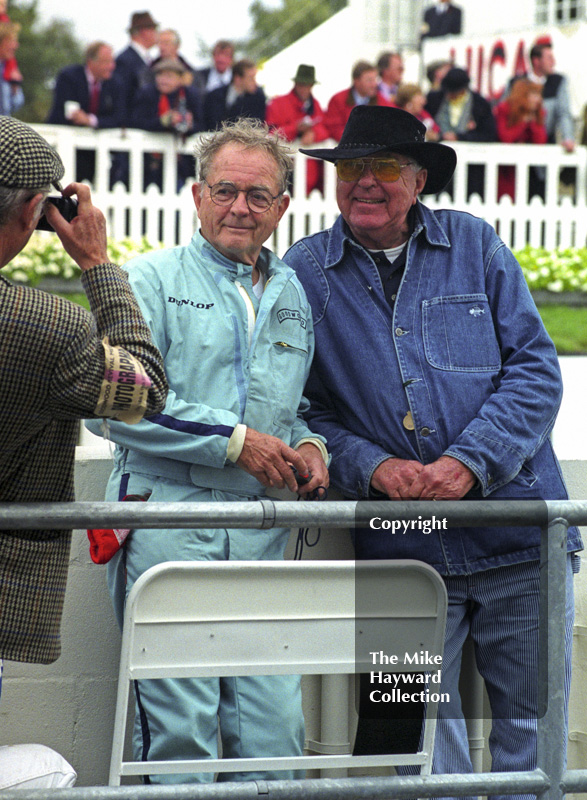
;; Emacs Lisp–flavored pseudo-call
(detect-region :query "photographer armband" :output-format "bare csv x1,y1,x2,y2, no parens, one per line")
94,337,152,424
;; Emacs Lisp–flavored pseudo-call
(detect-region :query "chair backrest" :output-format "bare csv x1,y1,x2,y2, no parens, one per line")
110,559,447,784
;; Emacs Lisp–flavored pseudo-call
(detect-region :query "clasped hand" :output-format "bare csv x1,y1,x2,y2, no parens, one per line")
237,429,329,496
371,455,476,500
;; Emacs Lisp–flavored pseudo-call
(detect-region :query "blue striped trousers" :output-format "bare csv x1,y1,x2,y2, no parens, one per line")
400,556,576,800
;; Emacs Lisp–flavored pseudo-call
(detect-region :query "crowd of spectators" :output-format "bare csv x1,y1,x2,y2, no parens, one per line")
0,4,576,199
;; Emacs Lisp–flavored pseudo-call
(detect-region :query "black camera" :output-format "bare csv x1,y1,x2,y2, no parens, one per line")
36,196,78,232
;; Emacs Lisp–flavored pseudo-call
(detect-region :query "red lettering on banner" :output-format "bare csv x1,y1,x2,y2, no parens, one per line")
426,34,534,100
465,46,472,74
475,45,484,93
488,40,506,100
513,40,528,76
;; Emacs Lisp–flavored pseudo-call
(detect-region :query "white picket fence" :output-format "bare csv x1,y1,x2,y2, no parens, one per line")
34,124,587,252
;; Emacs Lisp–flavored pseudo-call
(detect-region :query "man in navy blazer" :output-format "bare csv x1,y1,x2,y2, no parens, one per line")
203,58,265,130
47,41,121,129
47,41,122,183
114,11,158,126
193,39,234,95
421,0,462,38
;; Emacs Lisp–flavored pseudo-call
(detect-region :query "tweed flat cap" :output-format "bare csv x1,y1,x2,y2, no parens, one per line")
0,115,64,188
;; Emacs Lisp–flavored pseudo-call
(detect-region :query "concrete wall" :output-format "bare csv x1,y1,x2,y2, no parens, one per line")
0,450,585,786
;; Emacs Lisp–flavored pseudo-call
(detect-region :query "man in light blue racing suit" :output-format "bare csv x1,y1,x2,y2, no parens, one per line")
87,119,329,784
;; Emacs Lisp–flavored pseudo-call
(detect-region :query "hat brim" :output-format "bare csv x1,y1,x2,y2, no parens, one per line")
300,141,456,195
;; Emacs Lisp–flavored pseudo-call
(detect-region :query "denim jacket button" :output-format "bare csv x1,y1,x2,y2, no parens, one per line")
395,327,405,336
420,427,431,436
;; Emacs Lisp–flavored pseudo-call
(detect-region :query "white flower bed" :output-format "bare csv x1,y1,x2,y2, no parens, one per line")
4,232,161,286
5,235,587,295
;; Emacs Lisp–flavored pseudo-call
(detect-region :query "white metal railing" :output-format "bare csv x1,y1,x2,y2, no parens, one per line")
33,125,587,251
0,498,584,799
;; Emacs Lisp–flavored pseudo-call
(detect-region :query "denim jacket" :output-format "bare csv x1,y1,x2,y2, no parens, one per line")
283,204,581,574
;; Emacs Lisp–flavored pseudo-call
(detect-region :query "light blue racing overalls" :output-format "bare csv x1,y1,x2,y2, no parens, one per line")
87,232,325,784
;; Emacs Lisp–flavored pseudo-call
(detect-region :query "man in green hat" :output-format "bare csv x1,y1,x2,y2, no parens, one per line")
266,64,329,194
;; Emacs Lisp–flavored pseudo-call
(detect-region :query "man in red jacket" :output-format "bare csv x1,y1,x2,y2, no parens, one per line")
325,60,393,142
266,64,328,194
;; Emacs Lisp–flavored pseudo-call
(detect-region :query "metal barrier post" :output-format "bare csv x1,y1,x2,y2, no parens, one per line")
461,637,485,777
537,515,570,800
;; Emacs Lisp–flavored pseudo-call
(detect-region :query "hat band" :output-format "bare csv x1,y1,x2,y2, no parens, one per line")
337,139,424,150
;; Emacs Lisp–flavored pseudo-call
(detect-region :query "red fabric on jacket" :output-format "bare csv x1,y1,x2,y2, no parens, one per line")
0,12,18,83
324,88,393,142
266,88,329,195
266,88,328,141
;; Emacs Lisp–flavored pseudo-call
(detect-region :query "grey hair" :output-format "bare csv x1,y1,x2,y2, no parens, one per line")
194,118,293,194
0,185,49,228
160,28,180,47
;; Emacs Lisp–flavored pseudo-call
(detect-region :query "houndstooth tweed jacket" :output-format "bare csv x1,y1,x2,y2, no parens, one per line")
0,263,167,664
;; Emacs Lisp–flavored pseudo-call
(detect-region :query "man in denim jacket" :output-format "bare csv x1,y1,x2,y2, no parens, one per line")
283,105,581,795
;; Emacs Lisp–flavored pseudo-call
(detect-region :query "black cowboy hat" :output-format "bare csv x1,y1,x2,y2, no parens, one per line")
300,105,456,194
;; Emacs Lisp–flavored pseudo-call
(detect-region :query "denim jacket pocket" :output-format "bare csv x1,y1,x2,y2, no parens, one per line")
514,462,539,488
422,294,502,372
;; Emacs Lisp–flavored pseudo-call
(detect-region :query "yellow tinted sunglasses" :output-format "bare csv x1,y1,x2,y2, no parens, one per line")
336,157,416,183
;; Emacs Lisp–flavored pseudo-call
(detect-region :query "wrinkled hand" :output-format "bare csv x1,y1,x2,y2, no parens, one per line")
45,183,109,272
70,109,93,127
370,458,425,500
294,443,329,496
171,110,193,126
236,428,310,492
407,455,476,500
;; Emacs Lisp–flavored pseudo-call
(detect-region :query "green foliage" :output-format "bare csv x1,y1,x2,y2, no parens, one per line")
515,245,587,294
7,236,587,296
10,0,84,122
537,306,587,354
3,232,160,285
245,0,347,62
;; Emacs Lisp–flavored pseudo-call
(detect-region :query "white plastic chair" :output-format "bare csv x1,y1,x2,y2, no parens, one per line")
109,559,447,784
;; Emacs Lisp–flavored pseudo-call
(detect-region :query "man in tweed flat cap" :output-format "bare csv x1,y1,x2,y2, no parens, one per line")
0,117,167,680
